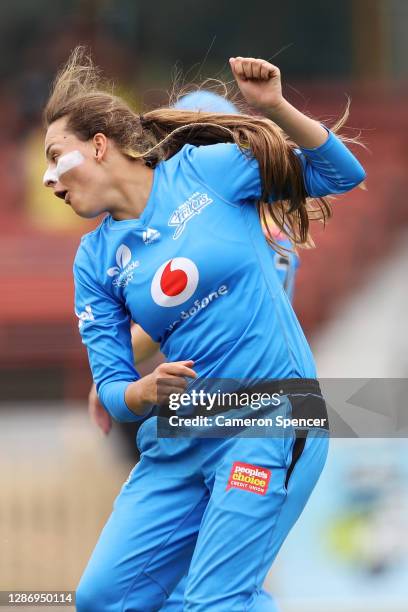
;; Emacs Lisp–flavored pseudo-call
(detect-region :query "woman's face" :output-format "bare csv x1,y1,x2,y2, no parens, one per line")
44,116,109,218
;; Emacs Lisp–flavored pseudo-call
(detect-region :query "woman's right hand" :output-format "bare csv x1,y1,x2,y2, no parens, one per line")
125,360,197,414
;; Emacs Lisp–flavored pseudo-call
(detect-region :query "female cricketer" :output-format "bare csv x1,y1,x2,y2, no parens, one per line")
86,90,296,612
43,48,365,610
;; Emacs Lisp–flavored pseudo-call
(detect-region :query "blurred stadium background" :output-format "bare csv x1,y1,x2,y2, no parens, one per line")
1,0,408,610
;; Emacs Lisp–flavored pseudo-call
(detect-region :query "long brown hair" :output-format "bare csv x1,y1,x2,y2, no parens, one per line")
44,46,353,248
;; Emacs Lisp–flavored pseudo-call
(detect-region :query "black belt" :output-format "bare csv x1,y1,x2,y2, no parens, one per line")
240,378,322,397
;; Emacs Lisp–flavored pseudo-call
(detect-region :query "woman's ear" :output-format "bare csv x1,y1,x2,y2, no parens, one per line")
93,132,107,161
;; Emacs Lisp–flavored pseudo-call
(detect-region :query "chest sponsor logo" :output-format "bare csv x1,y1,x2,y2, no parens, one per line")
107,244,140,287
226,461,271,496
151,257,199,307
168,192,213,239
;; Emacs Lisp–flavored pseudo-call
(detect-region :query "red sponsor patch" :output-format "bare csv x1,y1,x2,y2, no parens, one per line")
226,461,271,495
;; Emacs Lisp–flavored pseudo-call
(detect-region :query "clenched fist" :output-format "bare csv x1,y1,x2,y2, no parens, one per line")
229,57,284,112
125,360,197,415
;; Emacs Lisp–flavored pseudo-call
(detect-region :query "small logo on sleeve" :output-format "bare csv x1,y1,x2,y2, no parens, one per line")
75,305,95,329
226,461,271,495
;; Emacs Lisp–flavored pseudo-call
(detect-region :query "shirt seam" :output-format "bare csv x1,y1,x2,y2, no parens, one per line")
189,173,244,208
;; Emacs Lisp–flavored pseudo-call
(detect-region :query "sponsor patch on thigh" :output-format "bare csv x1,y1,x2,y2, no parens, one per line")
226,461,271,495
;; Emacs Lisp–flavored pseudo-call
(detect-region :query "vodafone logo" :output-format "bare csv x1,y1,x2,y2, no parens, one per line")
151,257,199,307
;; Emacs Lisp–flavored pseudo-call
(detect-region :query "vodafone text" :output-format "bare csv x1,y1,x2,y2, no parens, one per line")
166,284,228,332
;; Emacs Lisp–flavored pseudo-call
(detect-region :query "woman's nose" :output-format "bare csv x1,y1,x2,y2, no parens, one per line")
43,166,58,187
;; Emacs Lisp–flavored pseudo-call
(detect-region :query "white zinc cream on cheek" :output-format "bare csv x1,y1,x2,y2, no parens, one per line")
43,150,85,185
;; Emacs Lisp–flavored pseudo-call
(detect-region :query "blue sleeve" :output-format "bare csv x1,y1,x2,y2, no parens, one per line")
73,242,144,423
184,128,366,203
296,129,366,197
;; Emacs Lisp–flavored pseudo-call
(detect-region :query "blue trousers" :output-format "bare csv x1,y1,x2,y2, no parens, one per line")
162,575,279,611
76,399,328,611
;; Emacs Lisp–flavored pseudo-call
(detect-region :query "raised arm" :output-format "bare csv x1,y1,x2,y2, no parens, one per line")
229,56,366,196
230,57,328,148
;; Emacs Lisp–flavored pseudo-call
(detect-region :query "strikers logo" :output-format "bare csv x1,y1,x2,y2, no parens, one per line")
151,257,199,307
226,461,271,495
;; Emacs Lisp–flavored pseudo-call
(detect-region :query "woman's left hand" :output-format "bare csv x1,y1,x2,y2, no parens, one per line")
88,382,112,435
229,57,284,112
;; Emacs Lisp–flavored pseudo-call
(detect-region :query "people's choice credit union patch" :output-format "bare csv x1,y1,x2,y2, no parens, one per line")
226,461,271,495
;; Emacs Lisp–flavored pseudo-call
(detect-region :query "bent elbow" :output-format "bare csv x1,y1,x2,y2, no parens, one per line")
347,164,366,190
320,164,367,197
